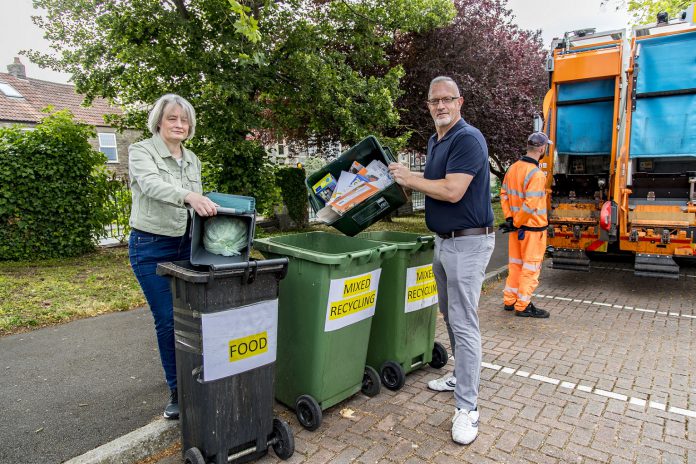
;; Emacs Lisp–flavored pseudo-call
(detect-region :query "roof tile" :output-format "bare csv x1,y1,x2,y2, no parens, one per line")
0,72,121,127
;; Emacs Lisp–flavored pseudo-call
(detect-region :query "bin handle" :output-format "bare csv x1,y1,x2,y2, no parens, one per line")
380,243,398,260
415,235,435,252
208,258,289,284
216,206,242,215
347,248,373,265
209,258,287,272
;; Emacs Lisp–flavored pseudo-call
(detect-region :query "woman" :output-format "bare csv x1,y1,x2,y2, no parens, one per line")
128,94,217,419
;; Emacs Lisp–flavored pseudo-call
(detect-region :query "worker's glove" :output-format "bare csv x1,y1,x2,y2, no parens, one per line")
498,217,517,234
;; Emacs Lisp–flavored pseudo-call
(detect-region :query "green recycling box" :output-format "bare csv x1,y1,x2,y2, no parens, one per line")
254,231,397,431
357,231,448,391
306,136,407,236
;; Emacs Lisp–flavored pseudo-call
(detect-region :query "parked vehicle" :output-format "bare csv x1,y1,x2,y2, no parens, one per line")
542,28,628,271
613,10,696,278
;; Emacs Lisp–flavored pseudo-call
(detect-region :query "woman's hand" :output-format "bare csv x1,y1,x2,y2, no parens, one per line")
185,192,218,216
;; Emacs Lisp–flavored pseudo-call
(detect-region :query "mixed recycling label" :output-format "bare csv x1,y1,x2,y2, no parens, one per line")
404,264,438,313
325,269,381,332
200,299,278,381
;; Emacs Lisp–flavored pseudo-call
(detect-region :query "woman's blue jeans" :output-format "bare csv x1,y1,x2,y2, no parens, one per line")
129,229,191,391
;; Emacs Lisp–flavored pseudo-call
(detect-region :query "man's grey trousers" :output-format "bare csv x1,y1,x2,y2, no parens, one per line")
433,233,495,411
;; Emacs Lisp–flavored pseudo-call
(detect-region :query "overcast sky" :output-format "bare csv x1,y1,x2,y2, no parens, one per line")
1,0,631,85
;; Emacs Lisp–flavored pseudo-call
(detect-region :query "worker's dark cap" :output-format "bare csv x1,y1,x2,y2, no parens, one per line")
527,132,552,147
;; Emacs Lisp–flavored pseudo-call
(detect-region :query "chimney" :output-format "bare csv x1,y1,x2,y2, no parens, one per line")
7,57,26,79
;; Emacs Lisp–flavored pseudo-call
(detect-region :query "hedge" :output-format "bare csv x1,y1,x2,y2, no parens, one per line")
0,110,110,260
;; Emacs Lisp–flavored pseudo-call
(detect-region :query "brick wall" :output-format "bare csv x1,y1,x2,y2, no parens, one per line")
92,127,143,178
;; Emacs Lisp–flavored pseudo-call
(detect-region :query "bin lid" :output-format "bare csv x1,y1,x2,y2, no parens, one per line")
357,231,435,251
206,192,255,214
254,231,397,265
156,258,288,283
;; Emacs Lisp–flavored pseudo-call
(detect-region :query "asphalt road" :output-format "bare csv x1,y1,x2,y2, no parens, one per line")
0,308,167,464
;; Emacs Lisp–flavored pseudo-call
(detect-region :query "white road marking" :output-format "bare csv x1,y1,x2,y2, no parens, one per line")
595,389,628,401
532,293,695,320
480,361,696,419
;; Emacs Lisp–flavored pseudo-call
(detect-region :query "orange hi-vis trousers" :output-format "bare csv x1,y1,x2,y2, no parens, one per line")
503,230,547,312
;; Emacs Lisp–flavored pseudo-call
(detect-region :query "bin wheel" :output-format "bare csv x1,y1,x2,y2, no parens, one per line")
184,447,206,464
429,342,448,369
295,395,322,431
361,365,381,397
380,361,406,391
271,418,295,460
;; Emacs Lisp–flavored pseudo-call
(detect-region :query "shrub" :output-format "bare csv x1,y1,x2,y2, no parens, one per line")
0,110,110,260
275,167,308,227
202,139,282,217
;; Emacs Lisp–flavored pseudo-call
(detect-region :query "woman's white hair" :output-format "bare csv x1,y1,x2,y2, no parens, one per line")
147,94,197,140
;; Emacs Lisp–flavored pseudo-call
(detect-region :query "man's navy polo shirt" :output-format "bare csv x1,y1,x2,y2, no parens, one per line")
423,118,494,234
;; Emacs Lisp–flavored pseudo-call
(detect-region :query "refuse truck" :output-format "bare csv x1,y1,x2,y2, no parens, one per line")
613,8,696,278
541,27,628,271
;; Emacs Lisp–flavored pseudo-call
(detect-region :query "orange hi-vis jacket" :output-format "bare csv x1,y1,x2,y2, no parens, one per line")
501,156,548,311
500,157,548,229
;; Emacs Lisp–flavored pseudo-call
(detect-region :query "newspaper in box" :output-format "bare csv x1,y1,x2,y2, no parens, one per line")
315,160,395,223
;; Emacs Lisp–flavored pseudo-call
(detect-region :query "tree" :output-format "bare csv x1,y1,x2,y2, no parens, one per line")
389,0,548,181
602,0,692,24
28,0,455,213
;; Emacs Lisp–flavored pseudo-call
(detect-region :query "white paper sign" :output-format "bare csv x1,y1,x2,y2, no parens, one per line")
200,299,278,382
324,269,381,332
404,264,438,313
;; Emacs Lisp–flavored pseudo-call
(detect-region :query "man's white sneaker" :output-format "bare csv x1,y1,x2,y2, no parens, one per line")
427,375,456,391
451,407,479,445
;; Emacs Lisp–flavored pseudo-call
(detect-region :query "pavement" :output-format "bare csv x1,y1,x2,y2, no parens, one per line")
9,231,696,463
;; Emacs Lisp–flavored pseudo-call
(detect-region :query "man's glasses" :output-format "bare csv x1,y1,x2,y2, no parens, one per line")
426,96,460,106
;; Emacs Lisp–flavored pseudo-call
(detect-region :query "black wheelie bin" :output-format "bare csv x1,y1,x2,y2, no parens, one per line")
157,259,294,464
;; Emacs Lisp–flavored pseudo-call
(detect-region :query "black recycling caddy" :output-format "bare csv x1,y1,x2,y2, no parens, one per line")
305,135,407,236
157,259,294,464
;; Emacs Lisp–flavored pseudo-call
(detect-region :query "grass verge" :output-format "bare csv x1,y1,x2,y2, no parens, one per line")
0,247,144,336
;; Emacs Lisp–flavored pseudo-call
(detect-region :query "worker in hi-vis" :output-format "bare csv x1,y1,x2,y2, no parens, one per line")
499,132,551,318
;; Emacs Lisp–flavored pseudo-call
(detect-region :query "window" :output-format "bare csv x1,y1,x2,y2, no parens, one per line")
277,141,287,158
98,133,118,163
0,82,23,98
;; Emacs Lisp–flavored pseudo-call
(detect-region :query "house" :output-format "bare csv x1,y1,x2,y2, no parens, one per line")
0,58,140,177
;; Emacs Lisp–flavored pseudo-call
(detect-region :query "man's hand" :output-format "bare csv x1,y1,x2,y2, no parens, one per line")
498,217,517,234
185,192,218,217
388,162,412,188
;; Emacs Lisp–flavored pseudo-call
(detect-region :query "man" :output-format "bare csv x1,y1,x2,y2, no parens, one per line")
389,76,495,445
499,132,551,318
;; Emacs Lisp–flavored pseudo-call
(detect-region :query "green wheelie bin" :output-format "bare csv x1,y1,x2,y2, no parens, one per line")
357,231,448,391
254,231,397,431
